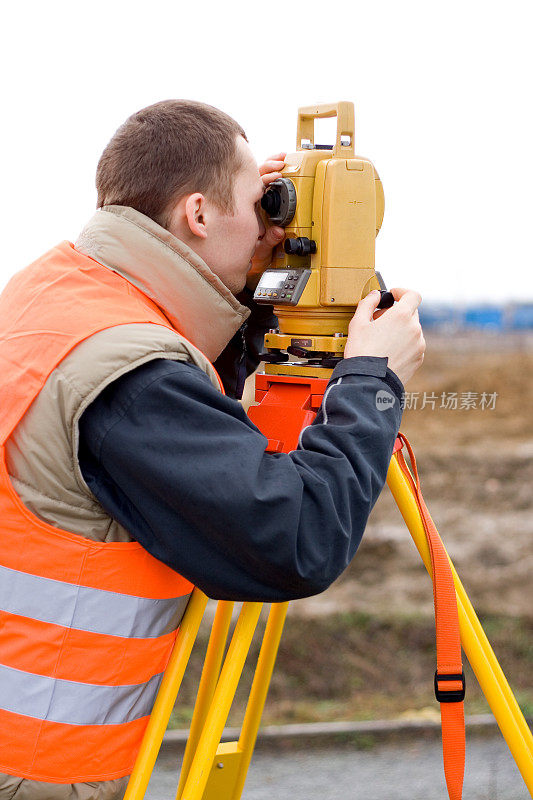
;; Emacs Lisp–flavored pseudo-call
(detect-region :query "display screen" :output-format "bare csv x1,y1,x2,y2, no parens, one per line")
259,271,289,290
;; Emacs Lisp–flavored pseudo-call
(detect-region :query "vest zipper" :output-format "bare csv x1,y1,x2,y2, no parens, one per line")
235,321,248,400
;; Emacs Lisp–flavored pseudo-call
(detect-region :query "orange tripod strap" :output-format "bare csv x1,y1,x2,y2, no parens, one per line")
393,433,465,800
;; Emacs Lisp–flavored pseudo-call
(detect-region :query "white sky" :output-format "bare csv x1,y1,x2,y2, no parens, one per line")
1,0,531,304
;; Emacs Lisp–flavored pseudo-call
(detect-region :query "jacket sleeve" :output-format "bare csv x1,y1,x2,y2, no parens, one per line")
78,356,403,602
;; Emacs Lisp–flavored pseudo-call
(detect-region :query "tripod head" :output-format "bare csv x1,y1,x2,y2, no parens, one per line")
254,102,392,377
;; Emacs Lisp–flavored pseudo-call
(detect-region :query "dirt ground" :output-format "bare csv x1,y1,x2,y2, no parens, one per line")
267,331,533,621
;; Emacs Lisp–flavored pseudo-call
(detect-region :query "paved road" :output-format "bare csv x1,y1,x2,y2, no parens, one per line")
147,735,528,799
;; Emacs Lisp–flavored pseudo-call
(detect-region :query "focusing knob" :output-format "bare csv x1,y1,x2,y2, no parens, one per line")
284,237,317,257
377,290,395,309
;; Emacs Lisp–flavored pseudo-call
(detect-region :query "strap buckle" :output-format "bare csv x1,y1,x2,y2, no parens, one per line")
434,670,466,703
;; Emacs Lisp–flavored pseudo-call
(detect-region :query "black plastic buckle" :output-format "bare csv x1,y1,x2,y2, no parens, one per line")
434,670,466,703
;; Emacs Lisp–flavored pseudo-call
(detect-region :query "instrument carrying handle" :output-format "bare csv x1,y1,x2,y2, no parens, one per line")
296,101,355,157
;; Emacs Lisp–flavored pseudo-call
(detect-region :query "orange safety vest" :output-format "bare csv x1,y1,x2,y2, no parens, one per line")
0,242,222,783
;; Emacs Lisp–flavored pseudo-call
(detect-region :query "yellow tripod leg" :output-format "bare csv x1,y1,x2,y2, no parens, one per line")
176,600,235,798
179,602,263,800
123,588,208,800
230,601,289,800
387,456,533,794
177,602,288,800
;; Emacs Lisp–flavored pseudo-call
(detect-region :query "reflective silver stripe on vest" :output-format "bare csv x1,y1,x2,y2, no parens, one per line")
0,564,190,639
0,663,162,725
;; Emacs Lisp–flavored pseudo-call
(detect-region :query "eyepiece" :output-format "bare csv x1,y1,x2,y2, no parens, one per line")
261,190,281,217
260,178,297,226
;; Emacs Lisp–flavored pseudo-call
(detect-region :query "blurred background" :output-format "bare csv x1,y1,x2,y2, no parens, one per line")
2,0,531,754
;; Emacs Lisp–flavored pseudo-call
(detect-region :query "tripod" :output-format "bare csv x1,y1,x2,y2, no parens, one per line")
123,370,533,800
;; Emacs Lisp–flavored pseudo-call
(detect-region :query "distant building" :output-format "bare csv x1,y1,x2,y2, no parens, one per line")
507,303,533,330
463,306,504,330
418,302,533,331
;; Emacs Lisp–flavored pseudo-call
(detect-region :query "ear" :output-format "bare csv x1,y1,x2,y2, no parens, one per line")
184,193,208,239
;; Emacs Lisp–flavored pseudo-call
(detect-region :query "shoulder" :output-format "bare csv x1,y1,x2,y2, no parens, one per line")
80,358,212,430
78,357,250,466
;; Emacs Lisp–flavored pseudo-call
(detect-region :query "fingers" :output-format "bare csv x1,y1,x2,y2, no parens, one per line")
261,225,285,246
352,290,383,322
251,225,285,273
390,287,422,314
261,171,283,187
259,154,286,177
259,161,284,176
352,288,422,325
389,287,412,300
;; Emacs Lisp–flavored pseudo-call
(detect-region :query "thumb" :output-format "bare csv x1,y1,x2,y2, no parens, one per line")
265,226,285,244
355,290,382,321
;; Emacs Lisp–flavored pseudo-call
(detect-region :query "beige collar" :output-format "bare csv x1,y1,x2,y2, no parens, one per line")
75,205,250,362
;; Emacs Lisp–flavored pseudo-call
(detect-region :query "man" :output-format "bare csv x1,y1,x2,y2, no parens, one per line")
0,100,425,799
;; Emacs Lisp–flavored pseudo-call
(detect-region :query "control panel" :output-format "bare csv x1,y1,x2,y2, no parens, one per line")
253,268,311,306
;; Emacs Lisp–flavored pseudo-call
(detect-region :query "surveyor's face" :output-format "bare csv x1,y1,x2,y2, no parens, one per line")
205,136,266,294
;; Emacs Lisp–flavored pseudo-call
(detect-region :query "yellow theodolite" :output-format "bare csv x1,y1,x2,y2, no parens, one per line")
254,101,392,378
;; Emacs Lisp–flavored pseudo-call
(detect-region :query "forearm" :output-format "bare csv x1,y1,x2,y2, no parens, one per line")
241,357,402,598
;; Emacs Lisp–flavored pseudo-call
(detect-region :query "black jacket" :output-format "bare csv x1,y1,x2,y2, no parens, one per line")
78,291,403,601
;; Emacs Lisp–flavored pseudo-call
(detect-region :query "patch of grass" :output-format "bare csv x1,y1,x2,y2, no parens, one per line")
166,611,532,729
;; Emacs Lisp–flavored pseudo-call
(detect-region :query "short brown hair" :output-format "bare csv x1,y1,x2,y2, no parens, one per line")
96,99,247,225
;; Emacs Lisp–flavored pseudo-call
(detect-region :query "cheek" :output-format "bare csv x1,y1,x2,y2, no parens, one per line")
222,205,259,254
234,212,258,248
249,208,262,239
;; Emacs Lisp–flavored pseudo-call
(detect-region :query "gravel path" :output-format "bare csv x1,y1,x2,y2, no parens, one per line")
147,735,529,799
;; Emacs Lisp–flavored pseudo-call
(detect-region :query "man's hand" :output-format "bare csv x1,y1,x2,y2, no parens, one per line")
344,288,426,386
247,153,287,288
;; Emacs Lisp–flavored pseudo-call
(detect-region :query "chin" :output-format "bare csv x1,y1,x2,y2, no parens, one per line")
223,275,246,296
